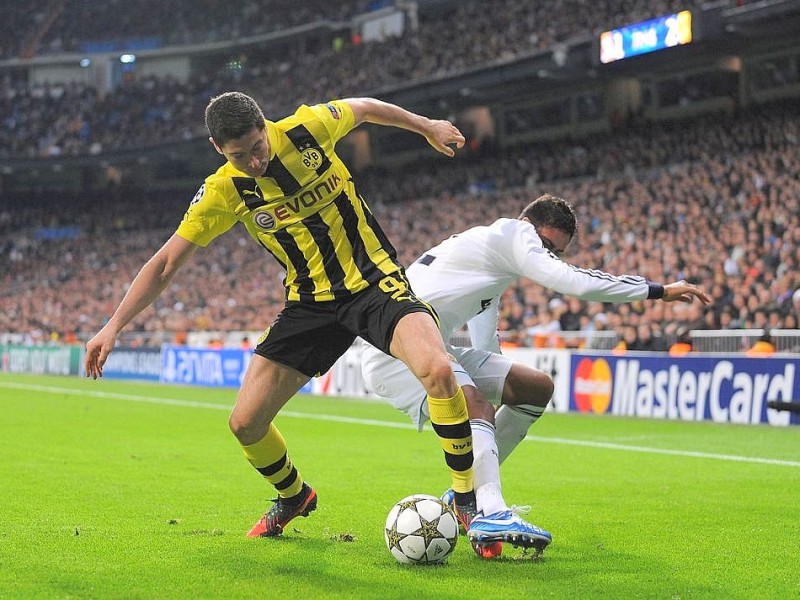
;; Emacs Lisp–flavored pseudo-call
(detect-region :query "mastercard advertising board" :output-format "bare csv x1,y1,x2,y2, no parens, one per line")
569,353,799,426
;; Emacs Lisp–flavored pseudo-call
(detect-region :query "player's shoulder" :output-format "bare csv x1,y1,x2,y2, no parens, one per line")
192,166,240,205
465,219,538,257
490,217,540,240
205,164,235,189
278,102,335,125
277,101,353,129
275,104,312,127
460,218,528,242
492,217,530,231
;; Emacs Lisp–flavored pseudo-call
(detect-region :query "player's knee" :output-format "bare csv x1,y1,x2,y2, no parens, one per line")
416,355,457,398
505,368,554,407
228,412,247,439
520,373,554,408
536,374,555,405
228,411,267,444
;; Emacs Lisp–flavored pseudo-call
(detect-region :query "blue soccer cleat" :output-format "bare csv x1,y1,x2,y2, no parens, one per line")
468,509,552,554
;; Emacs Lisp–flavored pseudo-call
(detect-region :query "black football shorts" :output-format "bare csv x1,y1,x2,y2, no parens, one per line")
254,273,437,377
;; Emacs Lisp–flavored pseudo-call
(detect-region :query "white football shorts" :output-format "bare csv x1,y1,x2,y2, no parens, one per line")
360,341,513,430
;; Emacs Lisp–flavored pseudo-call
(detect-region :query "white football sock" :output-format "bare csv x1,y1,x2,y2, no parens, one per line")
494,404,545,464
470,418,506,516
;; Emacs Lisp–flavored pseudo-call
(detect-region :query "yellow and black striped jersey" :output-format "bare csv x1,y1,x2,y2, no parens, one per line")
177,100,403,302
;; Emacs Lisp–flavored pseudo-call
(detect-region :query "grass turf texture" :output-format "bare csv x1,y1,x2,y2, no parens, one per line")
1,373,798,599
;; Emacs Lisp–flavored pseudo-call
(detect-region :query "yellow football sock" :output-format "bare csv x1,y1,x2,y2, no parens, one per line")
427,387,474,494
241,423,304,498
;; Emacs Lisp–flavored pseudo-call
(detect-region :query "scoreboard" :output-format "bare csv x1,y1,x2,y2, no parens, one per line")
600,10,693,64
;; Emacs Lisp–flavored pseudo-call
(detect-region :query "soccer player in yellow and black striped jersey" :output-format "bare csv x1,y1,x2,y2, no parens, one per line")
84,92,477,539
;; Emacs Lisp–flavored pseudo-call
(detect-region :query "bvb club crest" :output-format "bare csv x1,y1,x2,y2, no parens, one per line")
301,148,323,170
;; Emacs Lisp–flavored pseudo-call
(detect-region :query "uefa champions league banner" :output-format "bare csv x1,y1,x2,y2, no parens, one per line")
101,346,162,381
0,344,83,375
569,353,799,426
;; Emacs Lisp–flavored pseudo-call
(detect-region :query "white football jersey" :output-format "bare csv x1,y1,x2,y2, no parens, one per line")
406,218,652,351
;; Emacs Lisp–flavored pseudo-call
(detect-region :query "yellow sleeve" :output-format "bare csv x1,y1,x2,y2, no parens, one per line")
309,100,356,144
175,180,238,247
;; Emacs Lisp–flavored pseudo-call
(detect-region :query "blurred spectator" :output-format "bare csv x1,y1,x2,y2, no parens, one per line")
669,329,694,356
746,331,776,356
631,323,667,352
559,297,583,332
613,324,639,354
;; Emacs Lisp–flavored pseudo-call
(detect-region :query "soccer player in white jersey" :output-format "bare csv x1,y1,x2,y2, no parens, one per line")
361,193,711,557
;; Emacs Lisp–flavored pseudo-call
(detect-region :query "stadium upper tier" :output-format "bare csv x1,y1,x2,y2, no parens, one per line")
1,0,368,60
4,0,704,60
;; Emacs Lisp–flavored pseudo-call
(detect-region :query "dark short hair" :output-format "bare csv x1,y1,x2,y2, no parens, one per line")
519,193,577,238
205,91,266,146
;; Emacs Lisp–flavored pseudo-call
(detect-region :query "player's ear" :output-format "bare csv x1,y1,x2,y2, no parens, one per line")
209,136,224,155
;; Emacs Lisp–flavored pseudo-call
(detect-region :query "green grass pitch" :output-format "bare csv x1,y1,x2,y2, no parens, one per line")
1,373,798,599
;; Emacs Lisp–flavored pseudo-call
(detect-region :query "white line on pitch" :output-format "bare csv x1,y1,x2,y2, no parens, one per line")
2,380,799,468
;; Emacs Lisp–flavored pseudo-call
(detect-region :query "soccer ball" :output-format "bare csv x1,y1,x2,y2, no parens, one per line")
384,494,458,565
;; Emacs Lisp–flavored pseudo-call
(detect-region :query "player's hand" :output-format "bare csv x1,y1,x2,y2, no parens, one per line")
85,327,117,379
425,119,465,157
662,281,712,305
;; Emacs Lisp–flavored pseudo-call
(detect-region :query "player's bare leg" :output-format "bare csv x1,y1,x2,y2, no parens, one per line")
391,311,476,534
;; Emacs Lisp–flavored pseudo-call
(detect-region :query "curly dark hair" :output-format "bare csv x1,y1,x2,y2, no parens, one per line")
518,193,577,238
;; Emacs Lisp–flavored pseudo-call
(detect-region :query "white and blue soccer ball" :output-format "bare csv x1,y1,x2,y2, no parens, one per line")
384,494,458,565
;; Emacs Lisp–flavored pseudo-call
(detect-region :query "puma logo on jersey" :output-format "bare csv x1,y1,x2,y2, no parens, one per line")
233,177,266,209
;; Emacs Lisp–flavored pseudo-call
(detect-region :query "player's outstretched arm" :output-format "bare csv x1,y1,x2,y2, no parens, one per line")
84,234,198,379
345,97,465,157
661,280,712,305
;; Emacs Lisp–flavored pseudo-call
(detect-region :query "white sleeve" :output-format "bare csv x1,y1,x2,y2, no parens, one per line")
507,221,652,303
466,298,501,353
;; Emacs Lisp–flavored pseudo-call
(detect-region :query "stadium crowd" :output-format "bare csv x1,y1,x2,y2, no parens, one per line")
2,97,798,350
1,0,713,158
5,0,706,60
0,0,372,60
